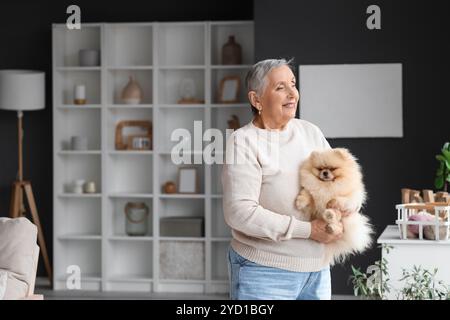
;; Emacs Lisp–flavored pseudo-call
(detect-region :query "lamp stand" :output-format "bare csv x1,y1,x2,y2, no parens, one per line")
9,111,53,285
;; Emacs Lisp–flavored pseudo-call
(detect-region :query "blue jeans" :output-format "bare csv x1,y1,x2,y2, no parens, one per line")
227,246,331,300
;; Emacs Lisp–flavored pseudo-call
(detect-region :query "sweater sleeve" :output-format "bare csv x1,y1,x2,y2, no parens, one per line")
221,132,311,242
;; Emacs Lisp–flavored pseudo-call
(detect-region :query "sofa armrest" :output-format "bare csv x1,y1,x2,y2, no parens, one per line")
26,245,39,297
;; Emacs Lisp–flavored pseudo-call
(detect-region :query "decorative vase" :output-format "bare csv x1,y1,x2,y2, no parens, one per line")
121,76,143,104
221,35,242,65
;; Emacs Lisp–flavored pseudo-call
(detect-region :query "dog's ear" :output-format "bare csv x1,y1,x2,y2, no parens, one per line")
334,148,351,160
309,151,319,162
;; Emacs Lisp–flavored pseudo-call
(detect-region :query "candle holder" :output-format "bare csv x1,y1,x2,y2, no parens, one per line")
74,84,86,105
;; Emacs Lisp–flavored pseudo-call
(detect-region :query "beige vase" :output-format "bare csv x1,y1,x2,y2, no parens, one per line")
121,76,143,104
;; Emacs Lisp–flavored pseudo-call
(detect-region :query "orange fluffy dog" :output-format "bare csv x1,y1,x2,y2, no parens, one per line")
295,148,373,265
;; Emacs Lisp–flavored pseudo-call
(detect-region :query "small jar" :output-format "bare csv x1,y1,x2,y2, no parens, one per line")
73,179,85,194
83,181,96,193
125,202,149,236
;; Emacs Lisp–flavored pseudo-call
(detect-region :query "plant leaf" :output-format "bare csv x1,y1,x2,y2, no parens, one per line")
443,149,450,162
435,176,444,189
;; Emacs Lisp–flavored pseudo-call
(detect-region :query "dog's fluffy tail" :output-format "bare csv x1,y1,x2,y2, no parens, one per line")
325,214,374,265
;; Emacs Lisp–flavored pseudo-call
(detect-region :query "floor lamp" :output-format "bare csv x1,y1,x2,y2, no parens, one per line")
0,70,53,285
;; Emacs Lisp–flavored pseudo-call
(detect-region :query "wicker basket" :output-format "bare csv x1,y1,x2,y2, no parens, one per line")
396,202,450,240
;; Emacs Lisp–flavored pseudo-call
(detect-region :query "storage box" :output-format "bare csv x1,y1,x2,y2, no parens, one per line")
160,241,205,280
395,203,450,240
160,217,204,237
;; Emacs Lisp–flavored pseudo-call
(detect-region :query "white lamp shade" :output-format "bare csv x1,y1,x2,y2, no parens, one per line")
0,70,45,111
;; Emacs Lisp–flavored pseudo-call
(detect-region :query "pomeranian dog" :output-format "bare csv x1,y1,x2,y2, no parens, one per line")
295,148,373,265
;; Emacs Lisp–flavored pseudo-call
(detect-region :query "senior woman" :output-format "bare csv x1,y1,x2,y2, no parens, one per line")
222,58,347,300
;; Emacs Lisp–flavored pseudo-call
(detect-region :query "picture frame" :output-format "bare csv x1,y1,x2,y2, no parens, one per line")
115,120,152,151
127,134,151,150
218,76,240,103
177,166,199,194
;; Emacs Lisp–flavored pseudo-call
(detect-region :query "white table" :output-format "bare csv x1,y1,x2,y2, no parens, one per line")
377,225,450,299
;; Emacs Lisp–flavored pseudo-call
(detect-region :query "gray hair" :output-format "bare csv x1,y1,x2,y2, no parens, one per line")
245,58,295,114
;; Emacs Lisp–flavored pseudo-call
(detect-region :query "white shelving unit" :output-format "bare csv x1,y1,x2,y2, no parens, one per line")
53,21,254,293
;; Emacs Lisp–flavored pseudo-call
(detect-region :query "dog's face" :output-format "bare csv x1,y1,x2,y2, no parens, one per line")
308,148,357,183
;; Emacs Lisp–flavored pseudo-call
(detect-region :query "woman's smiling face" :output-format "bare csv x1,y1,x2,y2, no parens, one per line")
258,65,299,124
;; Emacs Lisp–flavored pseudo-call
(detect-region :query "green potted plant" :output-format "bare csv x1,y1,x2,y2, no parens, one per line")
397,265,450,300
348,244,392,299
435,142,450,192
349,244,450,300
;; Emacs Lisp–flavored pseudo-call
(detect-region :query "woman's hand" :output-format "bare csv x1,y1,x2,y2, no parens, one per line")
309,219,343,244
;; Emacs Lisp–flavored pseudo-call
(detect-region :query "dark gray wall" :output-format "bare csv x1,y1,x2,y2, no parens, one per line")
254,0,450,294
0,0,253,277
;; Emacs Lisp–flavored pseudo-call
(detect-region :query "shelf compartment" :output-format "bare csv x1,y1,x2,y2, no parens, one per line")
157,23,205,66
210,23,254,65
211,68,249,104
107,69,153,105
211,198,231,238
58,234,102,240
108,150,153,155
55,196,101,236
58,150,101,155
160,240,205,280
105,24,153,67
156,107,205,153
108,275,153,282
54,70,101,105
106,107,153,151
57,67,101,72
157,69,205,104
53,25,101,67
159,194,206,199
57,104,101,109
109,235,153,241
107,156,153,194
108,193,153,198
160,237,205,241
55,108,101,151
108,197,153,237
158,159,205,195
108,242,153,279
54,240,101,288
58,193,101,198
107,104,153,109
211,242,229,281
211,164,223,195
158,198,204,219
55,155,101,194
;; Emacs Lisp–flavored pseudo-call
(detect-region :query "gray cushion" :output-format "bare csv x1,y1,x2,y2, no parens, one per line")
0,217,38,299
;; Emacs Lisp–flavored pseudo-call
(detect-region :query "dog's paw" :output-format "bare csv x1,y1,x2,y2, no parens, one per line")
325,222,343,235
295,194,309,210
327,198,351,213
323,209,337,223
